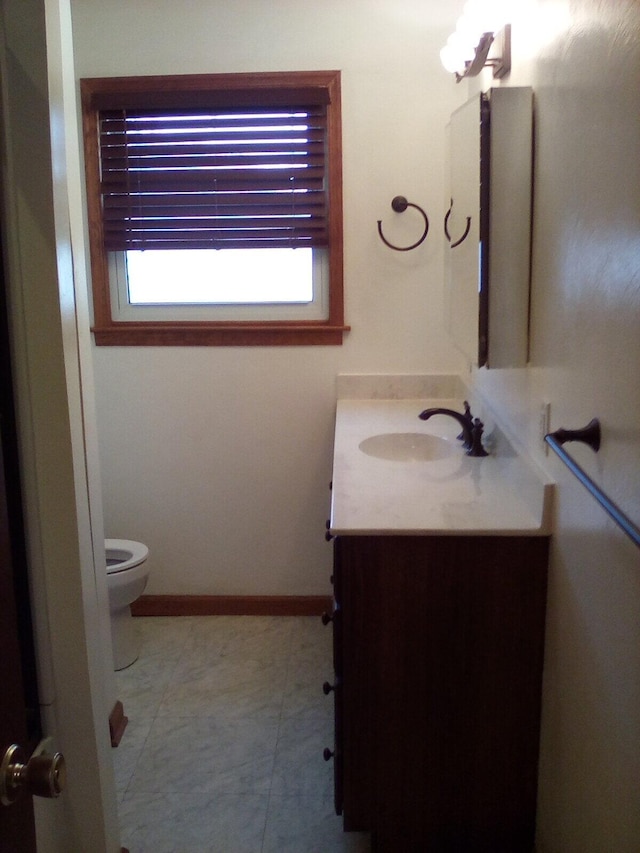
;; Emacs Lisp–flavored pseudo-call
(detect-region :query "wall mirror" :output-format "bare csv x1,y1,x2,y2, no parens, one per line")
444,87,533,368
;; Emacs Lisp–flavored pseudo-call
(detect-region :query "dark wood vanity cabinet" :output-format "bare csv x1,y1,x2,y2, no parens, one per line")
327,534,549,853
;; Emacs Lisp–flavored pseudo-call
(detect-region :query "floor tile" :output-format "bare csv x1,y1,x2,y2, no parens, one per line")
187,615,294,662
112,715,152,799
119,791,268,853
114,616,371,852
271,707,335,800
263,794,370,853
159,654,288,720
129,714,279,796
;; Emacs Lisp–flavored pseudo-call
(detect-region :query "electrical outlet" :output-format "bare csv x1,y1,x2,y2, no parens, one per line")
539,402,550,454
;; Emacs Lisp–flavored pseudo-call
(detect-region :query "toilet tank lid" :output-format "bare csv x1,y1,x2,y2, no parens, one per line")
105,538,149,572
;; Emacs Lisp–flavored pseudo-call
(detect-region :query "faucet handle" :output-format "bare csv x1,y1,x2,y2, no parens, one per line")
467,418,489,457
457,400,474,447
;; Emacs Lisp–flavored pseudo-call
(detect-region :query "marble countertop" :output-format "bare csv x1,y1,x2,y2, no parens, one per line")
330,389,553,537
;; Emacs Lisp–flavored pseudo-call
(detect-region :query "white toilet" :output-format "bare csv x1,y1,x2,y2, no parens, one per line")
105,538,150,670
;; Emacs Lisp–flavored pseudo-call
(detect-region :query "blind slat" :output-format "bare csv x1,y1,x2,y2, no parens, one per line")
100,139,325,160
102,154,325,172
103,199,326,221
100,114,327,135
105,221,324,242
101,189,325,204
104,234,326,250
101,170,325,193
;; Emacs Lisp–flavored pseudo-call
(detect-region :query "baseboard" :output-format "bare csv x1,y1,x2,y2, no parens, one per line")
109,700,128,747
131,594,333,617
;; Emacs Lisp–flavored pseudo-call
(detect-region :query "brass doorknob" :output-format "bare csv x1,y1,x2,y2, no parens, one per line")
1,742,66,806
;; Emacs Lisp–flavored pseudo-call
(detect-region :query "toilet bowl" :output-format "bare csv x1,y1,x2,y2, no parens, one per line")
105,538,150,670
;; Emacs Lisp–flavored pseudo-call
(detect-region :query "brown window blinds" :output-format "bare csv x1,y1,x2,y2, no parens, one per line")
81,72,346,346
95,88,330,252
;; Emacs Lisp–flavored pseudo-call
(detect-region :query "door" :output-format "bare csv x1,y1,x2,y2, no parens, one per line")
0,248,38,850
0,441,37,852
0,0,120,847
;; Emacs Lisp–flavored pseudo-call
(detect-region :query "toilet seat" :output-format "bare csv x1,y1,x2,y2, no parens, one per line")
105,538,149,574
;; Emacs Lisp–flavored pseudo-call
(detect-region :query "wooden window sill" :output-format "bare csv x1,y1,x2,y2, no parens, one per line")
91,322,350,347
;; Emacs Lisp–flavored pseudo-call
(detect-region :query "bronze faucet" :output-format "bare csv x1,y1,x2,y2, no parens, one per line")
418,401,488,457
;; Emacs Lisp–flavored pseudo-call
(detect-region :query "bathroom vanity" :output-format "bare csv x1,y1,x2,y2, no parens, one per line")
325,383,552,852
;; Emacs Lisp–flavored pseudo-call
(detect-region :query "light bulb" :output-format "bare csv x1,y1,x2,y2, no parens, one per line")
450,27,476,61
458,1,487,43
440,43,464,75
479,0,509,34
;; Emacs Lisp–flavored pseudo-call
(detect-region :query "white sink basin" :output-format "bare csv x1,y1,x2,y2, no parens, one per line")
358,432,456,462
332,397,554,535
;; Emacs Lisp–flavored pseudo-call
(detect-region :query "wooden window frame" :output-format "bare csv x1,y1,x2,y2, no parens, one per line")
81,71,348,346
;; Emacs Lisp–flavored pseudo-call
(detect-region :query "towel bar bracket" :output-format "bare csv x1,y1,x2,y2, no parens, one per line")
546,418,600,452
544,418,640,550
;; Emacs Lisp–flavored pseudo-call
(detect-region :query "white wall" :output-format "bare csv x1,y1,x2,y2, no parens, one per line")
71,0,467,596
464,2,640,850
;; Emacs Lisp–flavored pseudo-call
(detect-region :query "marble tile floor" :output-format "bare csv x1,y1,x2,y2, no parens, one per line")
112,615,371,853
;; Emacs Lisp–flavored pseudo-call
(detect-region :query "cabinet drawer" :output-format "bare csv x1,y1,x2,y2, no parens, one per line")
334,533,549,851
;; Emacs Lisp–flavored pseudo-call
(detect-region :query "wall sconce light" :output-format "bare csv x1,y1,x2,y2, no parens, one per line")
440,1,511,83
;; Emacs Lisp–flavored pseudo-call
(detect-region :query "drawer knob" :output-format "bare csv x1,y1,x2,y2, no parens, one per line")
321,611,334,626
323,681,336,695
323,747,334,762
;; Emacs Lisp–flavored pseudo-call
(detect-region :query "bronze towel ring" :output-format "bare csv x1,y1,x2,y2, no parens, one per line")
444,198,472,248
377,196,429,251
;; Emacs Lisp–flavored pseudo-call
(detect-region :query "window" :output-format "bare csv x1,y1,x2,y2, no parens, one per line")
81,71,347,345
